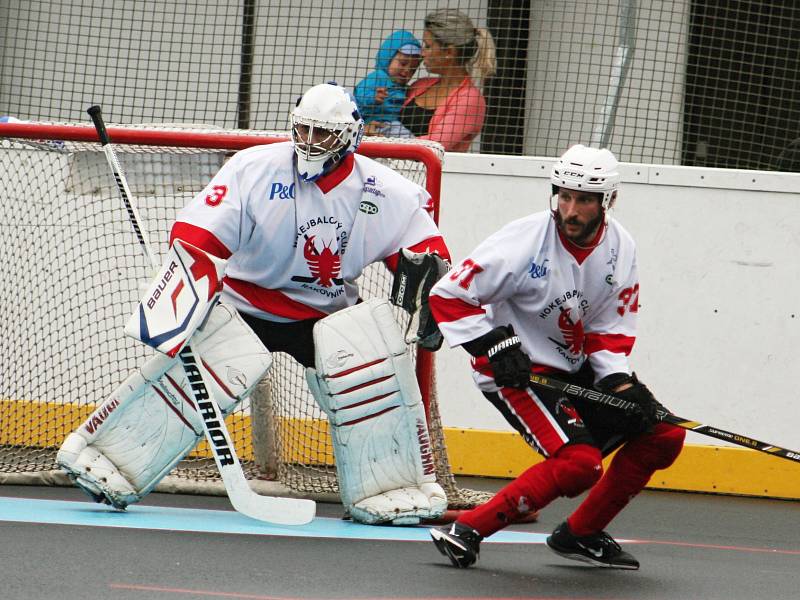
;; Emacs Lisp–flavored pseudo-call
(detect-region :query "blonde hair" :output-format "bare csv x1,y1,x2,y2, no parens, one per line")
424,9,496,86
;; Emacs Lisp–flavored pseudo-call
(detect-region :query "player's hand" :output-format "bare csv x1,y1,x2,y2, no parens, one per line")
597,373,665,432
375,87,388,104
364,121,387,136
464,325,532,389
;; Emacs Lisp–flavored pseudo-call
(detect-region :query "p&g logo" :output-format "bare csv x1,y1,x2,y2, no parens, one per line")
269,182,296,200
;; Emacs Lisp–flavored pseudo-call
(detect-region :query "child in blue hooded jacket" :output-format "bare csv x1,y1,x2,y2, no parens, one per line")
355,30,422,137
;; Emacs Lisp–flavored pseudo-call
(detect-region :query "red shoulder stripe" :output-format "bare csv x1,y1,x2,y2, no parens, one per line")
584,333,635,356
428,293,485,324
384,235,450,272
170,222,232,259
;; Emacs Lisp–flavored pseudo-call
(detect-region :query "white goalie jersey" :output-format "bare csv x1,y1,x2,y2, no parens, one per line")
170,141,449,322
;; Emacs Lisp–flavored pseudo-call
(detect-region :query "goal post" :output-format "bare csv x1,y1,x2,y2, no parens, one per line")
0,121,489,509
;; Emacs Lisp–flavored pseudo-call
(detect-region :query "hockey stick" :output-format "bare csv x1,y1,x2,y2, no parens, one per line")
529,373,800,464
87,105,315,524
87,106,158,268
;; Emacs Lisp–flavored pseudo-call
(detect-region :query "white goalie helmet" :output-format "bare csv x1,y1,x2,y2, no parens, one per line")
291,82,365,181
550,144,621,210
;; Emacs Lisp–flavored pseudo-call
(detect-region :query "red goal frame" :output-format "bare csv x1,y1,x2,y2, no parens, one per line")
0,121,441,417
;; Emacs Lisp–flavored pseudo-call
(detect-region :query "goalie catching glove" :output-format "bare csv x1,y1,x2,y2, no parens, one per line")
463,324,533,389
390,248,449,351
305,298,447,525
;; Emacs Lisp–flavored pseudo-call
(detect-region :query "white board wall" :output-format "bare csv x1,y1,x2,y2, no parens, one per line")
435,153,800,450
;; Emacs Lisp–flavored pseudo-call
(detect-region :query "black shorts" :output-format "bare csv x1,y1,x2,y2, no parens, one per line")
483,361,630,457
239,312,320,368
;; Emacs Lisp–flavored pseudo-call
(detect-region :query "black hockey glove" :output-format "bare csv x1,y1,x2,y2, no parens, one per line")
390,249,450,351
462,325,532,389
597,372,665,433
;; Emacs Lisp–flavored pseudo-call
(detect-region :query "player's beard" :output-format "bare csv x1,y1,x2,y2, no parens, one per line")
555,210,605,247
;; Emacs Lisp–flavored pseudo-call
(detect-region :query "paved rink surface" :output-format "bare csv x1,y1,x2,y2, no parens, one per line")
0,480,798,600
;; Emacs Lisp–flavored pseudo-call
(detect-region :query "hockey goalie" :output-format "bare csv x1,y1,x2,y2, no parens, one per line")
58,81,451,525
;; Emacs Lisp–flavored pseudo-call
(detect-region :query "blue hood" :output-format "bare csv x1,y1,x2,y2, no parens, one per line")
374,30,421,71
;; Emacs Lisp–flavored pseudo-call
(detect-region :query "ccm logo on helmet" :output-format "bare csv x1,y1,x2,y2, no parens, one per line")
561,170,584,178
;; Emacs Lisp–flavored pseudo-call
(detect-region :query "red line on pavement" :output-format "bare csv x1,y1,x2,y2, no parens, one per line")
627,538,800,555
109,584,619,600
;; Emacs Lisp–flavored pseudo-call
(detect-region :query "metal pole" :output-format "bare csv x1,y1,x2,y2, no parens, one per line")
236,0,256,129
591,0,637,148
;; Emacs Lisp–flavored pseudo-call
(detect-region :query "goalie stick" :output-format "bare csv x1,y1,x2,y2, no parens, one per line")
87,105,315,525
529,373,800,464
87,106,158,268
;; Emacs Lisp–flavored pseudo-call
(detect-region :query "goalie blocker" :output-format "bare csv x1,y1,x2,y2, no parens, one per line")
57,239,272,509
306,298,447,525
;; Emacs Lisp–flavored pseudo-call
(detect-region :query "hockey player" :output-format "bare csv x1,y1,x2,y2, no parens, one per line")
427,144,685,569
58,82,451,525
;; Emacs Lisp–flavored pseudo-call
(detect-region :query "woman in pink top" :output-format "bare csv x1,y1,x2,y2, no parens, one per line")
366,10,496,153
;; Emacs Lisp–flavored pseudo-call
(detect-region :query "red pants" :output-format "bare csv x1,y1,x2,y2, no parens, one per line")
461,382,686,537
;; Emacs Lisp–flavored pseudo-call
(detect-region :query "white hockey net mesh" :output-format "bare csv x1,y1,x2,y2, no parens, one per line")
0,123,490,509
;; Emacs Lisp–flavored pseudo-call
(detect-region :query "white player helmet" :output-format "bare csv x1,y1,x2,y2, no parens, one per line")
291,82,364,181
550,144,621,210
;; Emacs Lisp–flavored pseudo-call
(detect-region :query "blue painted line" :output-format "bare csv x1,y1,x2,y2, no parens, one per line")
0,496,548,544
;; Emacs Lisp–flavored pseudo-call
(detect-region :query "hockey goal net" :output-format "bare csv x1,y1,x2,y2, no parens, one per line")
0,122,490,509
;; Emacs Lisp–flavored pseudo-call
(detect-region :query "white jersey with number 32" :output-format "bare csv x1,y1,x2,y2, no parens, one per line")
429,211,639,390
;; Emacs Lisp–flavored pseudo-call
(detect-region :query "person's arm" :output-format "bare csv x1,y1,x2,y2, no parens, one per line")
584,232,664,430
382,186,450,272
584,238,639,382
353,75,375,111
379,184,451,350
417,83,486,152
427,226,520,348
169,150,249,259
354,71,388,123
428,230,533,388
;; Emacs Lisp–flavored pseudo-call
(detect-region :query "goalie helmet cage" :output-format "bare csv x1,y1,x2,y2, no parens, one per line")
0,122,491,510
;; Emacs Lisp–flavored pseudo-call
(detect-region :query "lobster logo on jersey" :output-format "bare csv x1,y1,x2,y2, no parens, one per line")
291,234,344,288
556,397,584,427
547,307,585,356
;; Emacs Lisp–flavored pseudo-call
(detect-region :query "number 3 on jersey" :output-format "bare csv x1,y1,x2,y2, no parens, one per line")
617,283,639,316
449,258,483,290
205,185,228,207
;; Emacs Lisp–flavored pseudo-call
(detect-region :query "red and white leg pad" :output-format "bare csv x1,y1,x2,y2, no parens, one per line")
56,302,271,508
306,298,447,525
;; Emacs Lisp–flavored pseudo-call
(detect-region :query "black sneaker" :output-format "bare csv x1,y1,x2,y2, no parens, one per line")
546,521,639,570
430,522,483,568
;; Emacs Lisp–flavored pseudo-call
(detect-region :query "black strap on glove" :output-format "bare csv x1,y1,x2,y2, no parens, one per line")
462,325,532,389
390,249,450,351
596,372,664,433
